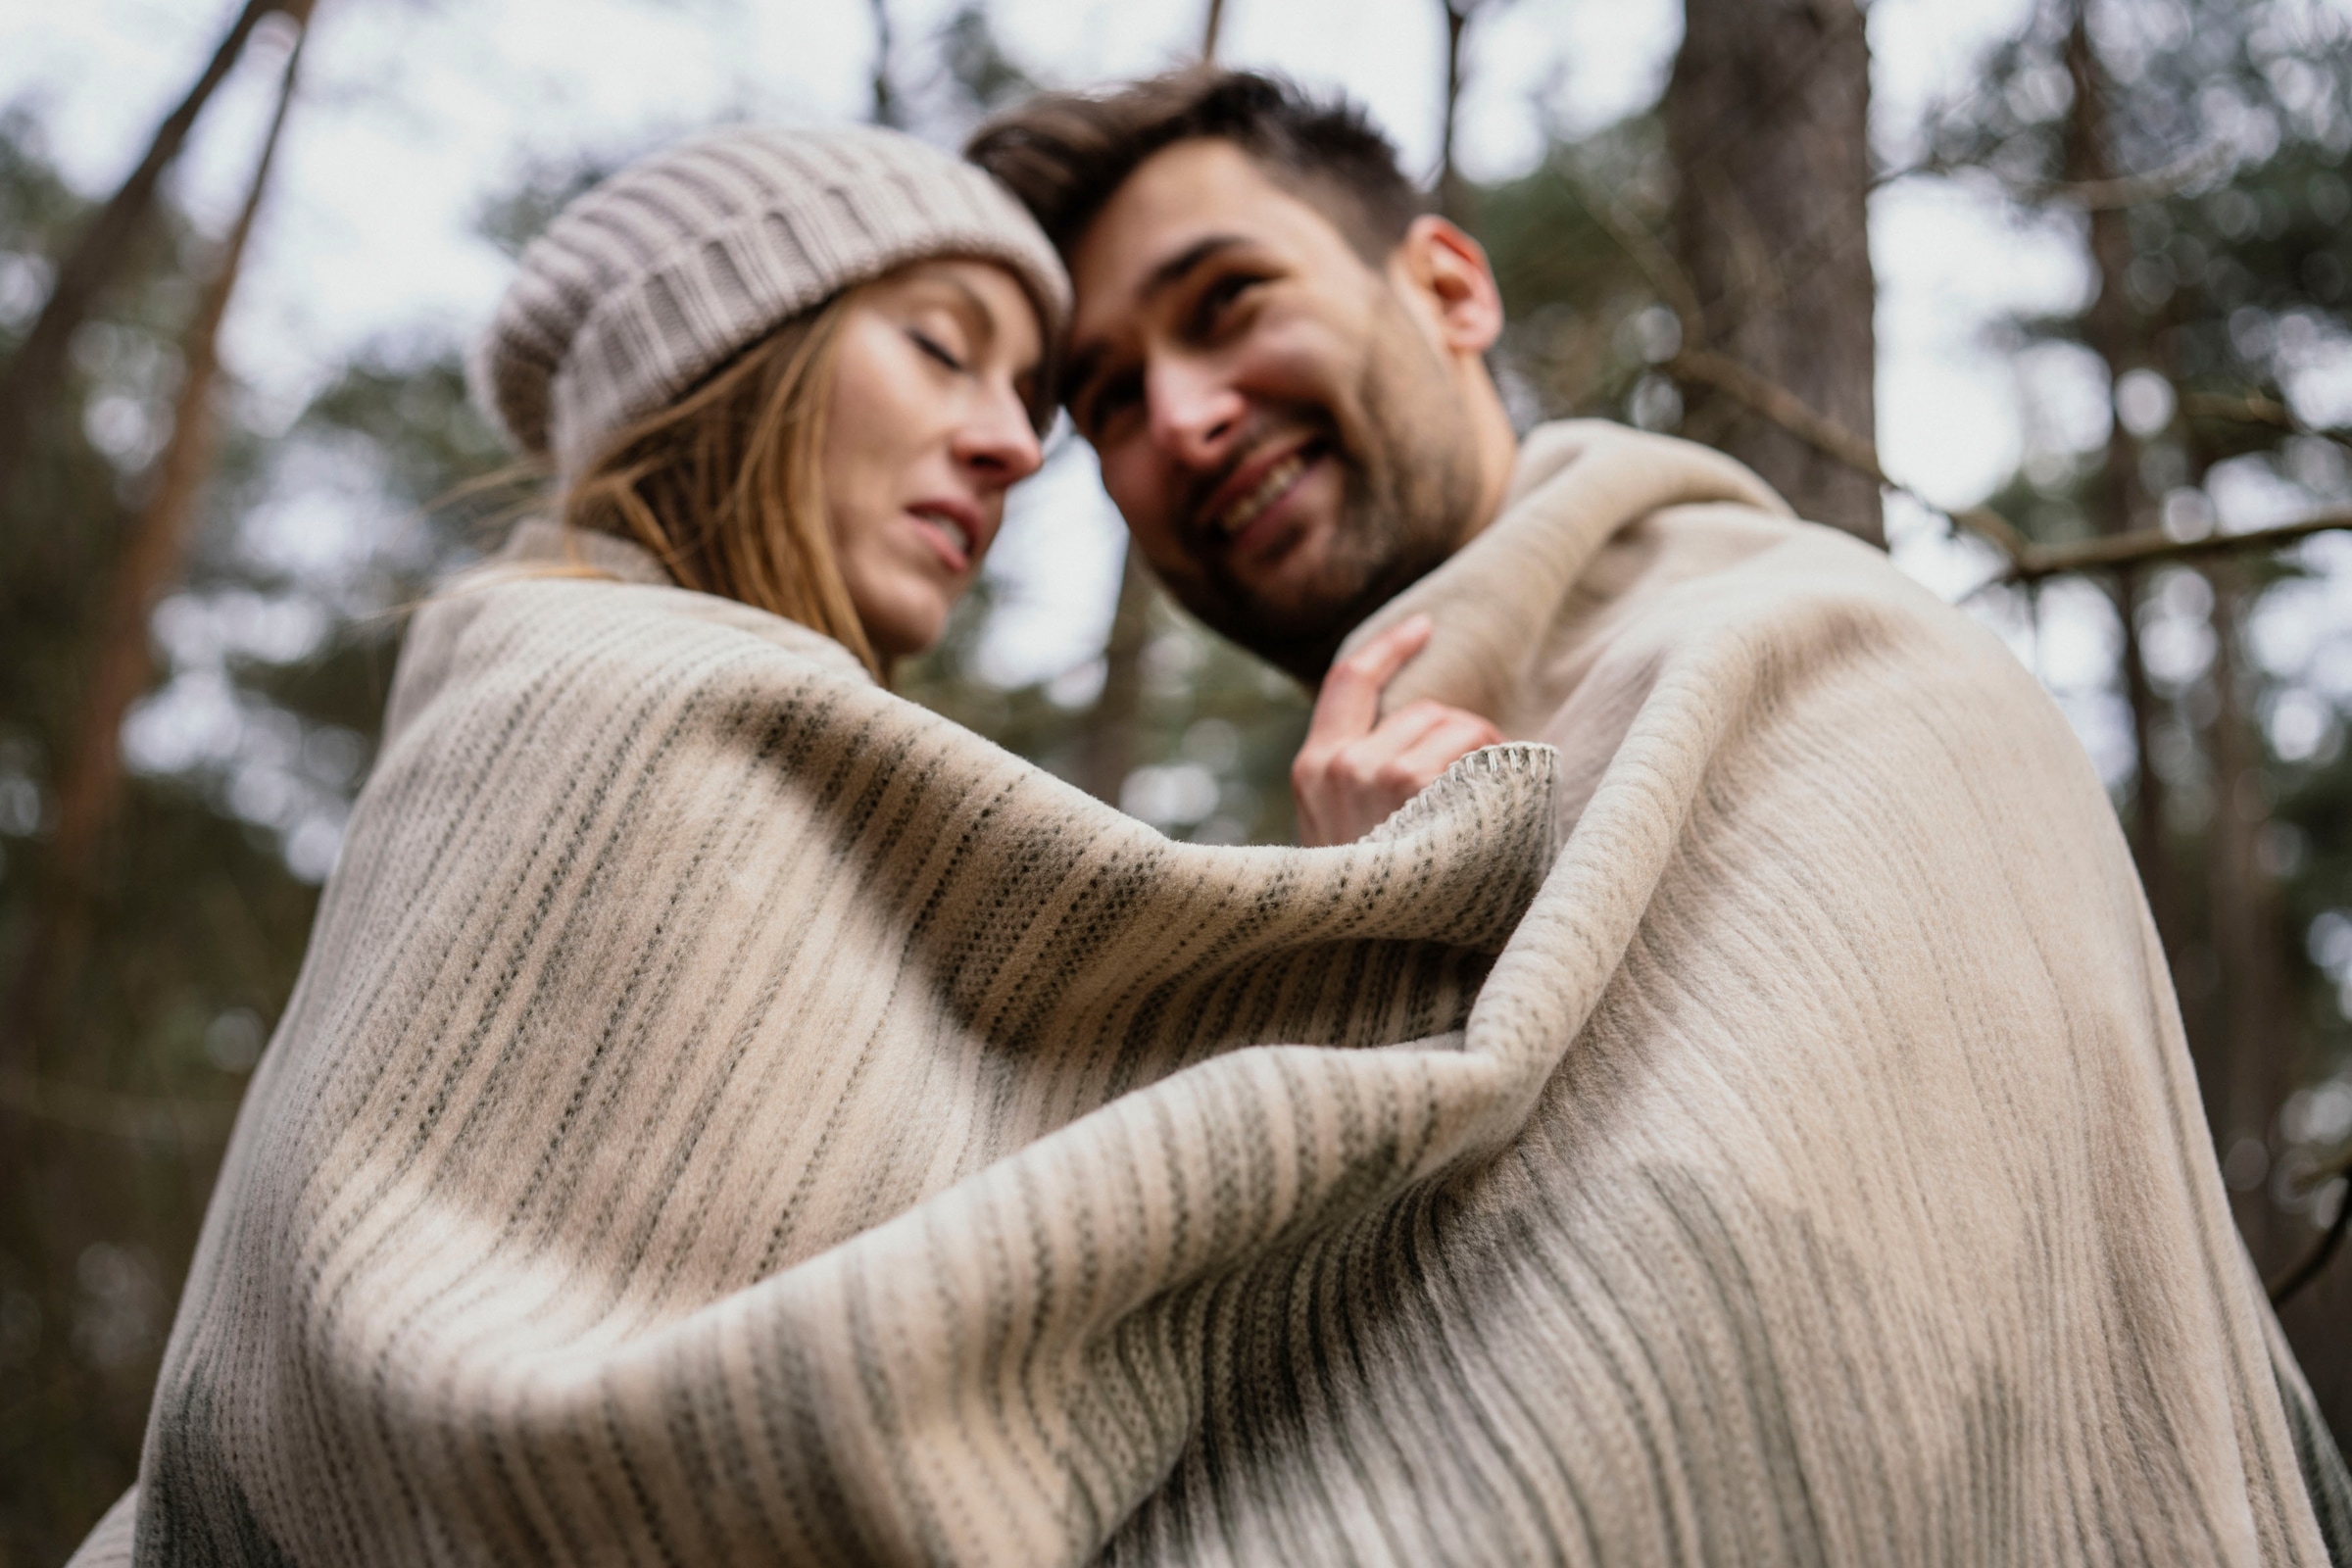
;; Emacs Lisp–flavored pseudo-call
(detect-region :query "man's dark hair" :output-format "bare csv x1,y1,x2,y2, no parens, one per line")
965,69,1425,265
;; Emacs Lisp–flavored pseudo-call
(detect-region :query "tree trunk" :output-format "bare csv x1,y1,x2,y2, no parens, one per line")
1663,0,1881,543
1077,550,1154,808
4,11,309,1074
867,0,903,128
1437,1,1474,225
2057,8,2187,980
2204,562,2296,1271
0,0,283,521
1071,0,1232,815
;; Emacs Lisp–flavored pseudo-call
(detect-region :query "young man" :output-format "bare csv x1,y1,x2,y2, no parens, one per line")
971,71,2350,1561
975,72,1520,846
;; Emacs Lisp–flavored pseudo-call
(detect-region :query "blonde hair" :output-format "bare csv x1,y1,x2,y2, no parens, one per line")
559,289,884,677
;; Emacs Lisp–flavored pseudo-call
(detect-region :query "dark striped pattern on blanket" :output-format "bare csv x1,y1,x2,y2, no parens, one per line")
77,425,2347,1565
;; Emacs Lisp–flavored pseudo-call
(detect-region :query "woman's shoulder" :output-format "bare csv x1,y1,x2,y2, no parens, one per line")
471,518,872,675
382,519,877,747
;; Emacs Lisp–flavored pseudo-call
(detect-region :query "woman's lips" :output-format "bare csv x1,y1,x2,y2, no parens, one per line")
906,504,980,572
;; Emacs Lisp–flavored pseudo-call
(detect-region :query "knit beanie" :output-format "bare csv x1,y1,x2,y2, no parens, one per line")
470,123,1071,478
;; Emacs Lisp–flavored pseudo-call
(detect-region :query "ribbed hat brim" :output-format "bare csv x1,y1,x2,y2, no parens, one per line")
469,123,1070,476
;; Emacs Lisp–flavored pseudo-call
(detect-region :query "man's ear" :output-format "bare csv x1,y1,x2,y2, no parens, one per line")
1390,215,1504,360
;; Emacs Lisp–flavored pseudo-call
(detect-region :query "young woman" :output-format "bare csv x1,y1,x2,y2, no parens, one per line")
71,123,1142,1563
478,123,1065,675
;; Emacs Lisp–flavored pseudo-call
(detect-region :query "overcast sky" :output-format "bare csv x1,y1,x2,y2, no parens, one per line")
0,0,2051,492
1,0,2335,737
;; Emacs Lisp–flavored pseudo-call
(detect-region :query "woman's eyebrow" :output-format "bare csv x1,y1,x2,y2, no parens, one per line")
936,275,998,350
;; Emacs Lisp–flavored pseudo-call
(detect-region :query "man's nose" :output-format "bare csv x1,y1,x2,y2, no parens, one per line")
1147,356,1245,471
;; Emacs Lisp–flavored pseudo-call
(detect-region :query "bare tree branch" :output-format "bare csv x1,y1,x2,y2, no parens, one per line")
1874,138,2230,210
2269,1145,2352,1307
1436,0,1479,223
1543,32,2346,598
867,0,902,127
1669,348,1880,477
0,0,288,518
1700,197,1873,346
1548,164,1703,333
1666,346,2352,583
1200,0,1227,60
0,1071,240,1144
1565,170,2030,564
1667,346,2036,563
1996,512,2352,583
2024,138,2233,210
2182,390,2352,458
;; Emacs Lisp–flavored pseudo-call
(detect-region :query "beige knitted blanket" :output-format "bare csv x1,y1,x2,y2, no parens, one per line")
79,421,2348,1565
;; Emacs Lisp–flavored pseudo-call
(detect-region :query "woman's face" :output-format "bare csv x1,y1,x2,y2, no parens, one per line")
822,259,1048,662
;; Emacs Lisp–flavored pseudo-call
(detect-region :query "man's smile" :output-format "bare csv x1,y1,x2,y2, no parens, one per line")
1194,434,1334,566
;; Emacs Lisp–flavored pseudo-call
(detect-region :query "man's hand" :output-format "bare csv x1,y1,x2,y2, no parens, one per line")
1292,614,1508,847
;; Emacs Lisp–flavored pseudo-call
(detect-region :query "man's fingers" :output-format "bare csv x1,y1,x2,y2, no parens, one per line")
1295,702,1447,796
1353,702,1456,762
1293,697,1504,848
1389,713,1507,790
1303,614,1433,748
1289,614,1497,850
1343,702,1478,787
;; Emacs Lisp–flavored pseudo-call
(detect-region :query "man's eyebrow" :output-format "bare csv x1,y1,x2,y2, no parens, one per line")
1065,234,1251,414
1142,233,1250,303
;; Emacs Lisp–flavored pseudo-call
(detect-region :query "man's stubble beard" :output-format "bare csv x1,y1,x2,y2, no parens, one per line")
1186,298,1485,684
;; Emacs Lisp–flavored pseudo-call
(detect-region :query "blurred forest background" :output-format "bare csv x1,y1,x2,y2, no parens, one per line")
4,0,2352,1557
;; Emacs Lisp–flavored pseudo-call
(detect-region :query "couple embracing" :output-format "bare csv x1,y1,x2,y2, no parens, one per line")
77,70,2350,1567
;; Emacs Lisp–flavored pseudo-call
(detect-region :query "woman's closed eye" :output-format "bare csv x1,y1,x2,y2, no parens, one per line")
907,326,968,373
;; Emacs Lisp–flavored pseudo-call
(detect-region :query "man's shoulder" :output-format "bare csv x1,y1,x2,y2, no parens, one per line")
1506,418,1972,637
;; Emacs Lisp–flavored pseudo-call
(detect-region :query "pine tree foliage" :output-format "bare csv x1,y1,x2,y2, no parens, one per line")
1911,0,2352,1435
4,4,2351,1554
0,106,507,1554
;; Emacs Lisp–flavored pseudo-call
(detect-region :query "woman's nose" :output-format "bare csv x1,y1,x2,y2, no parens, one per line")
954,385,1045,486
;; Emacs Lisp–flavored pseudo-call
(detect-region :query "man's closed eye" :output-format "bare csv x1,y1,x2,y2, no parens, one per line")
1188,271,1268,338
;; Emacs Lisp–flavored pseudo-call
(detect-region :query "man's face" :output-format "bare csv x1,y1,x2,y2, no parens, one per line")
1064,139,1486,679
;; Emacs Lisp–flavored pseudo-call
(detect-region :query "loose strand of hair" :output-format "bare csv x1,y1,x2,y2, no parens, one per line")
556,295,886,680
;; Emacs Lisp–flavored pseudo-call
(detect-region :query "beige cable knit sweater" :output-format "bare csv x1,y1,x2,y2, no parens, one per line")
74,422,2349,1565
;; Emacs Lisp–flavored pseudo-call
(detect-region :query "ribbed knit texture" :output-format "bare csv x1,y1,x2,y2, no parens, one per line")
74,422,2348,1566
468,123,1070,477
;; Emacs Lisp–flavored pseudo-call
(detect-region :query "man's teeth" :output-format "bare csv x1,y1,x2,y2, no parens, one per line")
1217,451,1307,537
